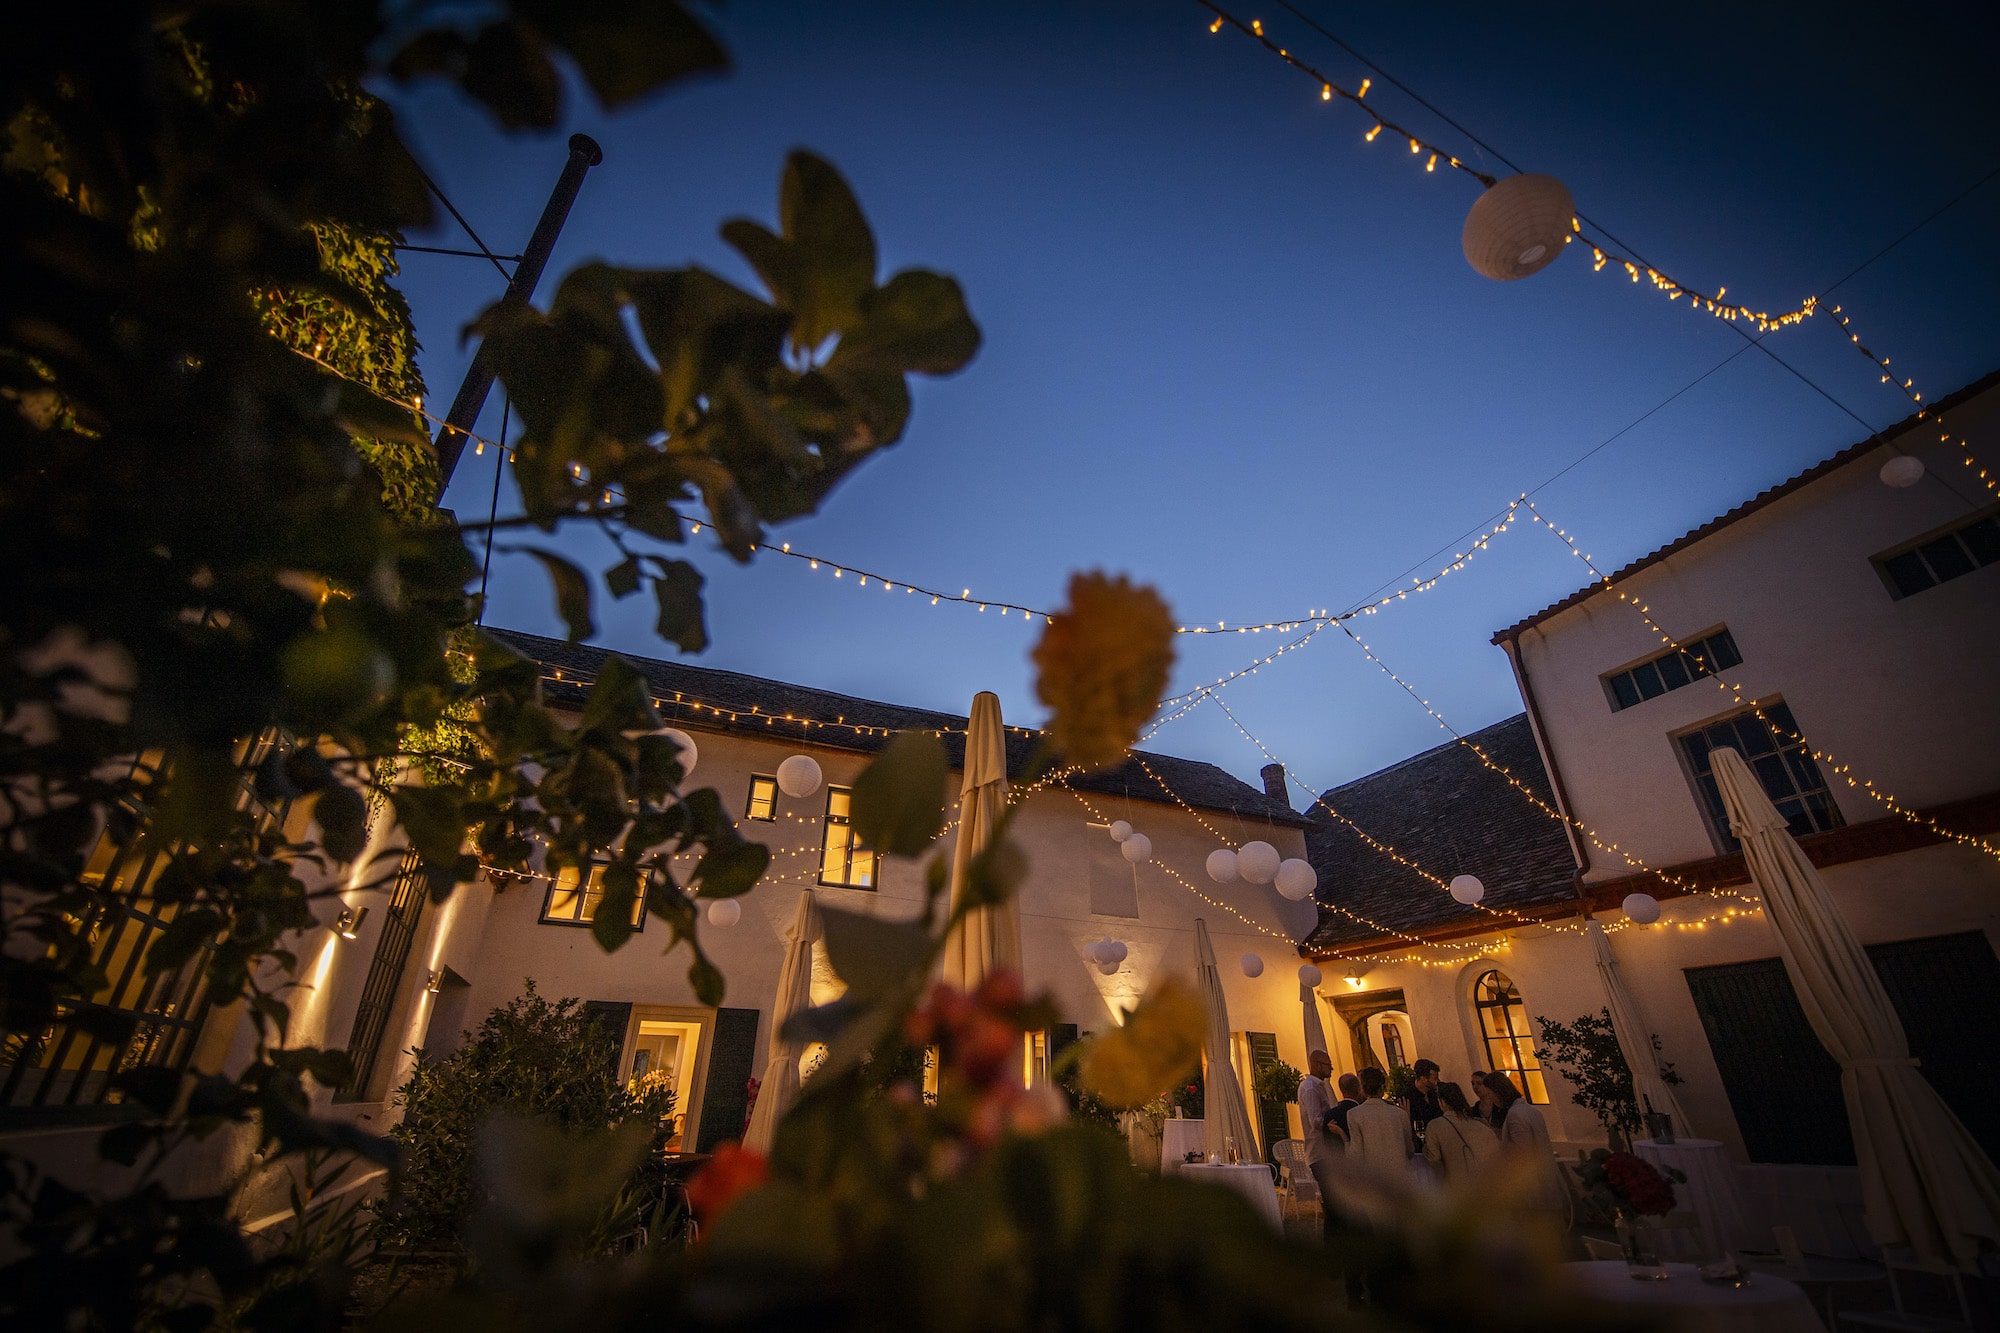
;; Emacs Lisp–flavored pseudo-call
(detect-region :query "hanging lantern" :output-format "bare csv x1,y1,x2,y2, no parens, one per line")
1240,953,1265,978
1104,939,1128,965
653,727,698,778
1206,848,1240,883
1880,455,1925,488
1462,173,1574,281
1622,892,1662,925
1449,874,1486,905
1121,833,1152,864
776,754,823,798
1109,819,1133,842
1297,963,1323,988
1274,858,1318,901
707,898,742,927
1097,958,1121,976
1237,840,1281,885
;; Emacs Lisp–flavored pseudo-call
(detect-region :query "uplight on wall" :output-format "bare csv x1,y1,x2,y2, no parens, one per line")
335,906,369,940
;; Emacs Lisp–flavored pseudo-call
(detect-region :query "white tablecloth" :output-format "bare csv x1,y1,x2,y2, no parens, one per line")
1181,1161,1282,1231
1161,1118,1205,1176
1565,1261,1822,1333
1637,1138,1755,1259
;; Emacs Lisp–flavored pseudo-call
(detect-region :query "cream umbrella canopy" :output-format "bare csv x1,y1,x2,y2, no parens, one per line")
942,692,1020,992
1301,977,1331,1065
1712,746,2000,1268
1585,919,1694,1137
742,888,824,1153
1194,918,1261,1162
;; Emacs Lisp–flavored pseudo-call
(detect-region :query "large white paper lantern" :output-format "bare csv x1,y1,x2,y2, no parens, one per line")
1097,959,1121,976
1274,858,1317,901
1449,874,1486,905
654,727,698,778
1206,848,1239,883
1622,892,1662,925
776,753,823,798
707,898,741,927
1880,455,1925,488
1462,173,1574,281
1102,939,1128,965
1240,953,1265,978
1237,840,1281,885
1121,833,1152,864
1109,819,1133,842
1297,963,1323,989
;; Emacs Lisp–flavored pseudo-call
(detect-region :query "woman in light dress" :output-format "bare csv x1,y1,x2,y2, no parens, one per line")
1480,1071,1569,1220
1421,1081,1498,1182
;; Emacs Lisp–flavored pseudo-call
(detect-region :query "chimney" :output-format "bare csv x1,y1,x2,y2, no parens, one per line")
1260,762,1289,809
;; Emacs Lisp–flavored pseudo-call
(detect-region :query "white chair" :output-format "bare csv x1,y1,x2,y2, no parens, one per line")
1837,1253,1976,1331
1270,1138,1321,1221
1580,1235,1625,1262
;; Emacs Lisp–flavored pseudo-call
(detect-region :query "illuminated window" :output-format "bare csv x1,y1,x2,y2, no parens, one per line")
1473,970,1547,1104
540,863,647,929
745,774,777,821
817,787,878,889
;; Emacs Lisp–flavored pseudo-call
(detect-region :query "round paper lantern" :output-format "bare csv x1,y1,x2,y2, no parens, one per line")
776,754,823,798
1297,963,1323,989
1237,840,1281,885
1462,173,1575,281
1109,819,1133,842
1097,959,1121,976
1121,833,1152,864
1274,858,1318,901
1449,874,1486,906
1622,892,1662,925
654,727,698,778
707,898,742,927
1880,455,1925,489
1240,953,1265,978
1103,939,1128,965
1206,848,1240,883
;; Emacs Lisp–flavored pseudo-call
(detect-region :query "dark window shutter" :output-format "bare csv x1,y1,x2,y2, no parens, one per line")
581,1001,633,1082
1247,1031,1289,1162
1866,932,2000,1154
1047,1023,1079,1071
695,1007,761,1153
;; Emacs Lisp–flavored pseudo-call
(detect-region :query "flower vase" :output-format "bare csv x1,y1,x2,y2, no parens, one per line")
1615,1214,1668,1281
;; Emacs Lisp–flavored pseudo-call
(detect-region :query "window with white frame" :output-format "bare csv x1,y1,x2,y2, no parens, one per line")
817,786,878,889
1676,700,1842,854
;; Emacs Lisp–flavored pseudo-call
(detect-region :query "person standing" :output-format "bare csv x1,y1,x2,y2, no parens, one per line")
1469,1070,1504,1128
1398,1058,1443,1138
1329,1071,1362,1141
1345,1067,1415,1184
1421,1081,1499,1183
1295,1050,1346,1209
1486,1071,1567,1220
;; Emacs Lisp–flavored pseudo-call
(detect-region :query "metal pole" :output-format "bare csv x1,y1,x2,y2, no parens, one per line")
433,133,603,487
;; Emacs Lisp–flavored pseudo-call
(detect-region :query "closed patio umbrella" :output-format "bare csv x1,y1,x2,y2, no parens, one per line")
942,692,1021,993
1586,919,1694,1137
1301,977,1330,1065
1194,918,1260,1162
742,888,823,1153
1712,746,2000,1268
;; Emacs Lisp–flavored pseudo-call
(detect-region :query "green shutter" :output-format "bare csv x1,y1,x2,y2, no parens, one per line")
695,1007,761,1152
1247,1031,1288,1163
581,1001,633,1083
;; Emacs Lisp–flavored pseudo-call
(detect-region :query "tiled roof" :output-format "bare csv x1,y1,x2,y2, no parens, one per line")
1301,714,1578,953
1492,365,2000,644
486,627,1305,827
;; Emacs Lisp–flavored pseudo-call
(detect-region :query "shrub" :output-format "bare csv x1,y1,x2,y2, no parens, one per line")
1252,1058,1302,1105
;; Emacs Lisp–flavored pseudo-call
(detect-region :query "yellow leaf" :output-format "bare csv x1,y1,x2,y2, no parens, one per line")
1077,976,1204,1110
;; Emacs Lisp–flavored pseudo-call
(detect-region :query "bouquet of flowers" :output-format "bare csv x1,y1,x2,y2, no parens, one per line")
1576,1147,1683,1217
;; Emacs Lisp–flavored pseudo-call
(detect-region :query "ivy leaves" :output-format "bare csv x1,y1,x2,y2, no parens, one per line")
477,151,980,645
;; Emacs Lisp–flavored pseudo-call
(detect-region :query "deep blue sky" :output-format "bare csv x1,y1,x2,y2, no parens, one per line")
382,1,2000,796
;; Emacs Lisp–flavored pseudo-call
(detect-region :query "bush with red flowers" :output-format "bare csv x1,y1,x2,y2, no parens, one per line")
1576,1147,1683,1217
684,1141,770,1224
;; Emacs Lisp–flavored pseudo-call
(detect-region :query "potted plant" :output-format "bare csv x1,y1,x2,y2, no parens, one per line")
1251,1058,1302,1107
1533,1010,1682,1149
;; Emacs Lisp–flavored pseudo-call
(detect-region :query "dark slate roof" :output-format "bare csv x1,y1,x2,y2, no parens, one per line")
1492,364,2000,644
486,627,1305,827
1301,714,1578,953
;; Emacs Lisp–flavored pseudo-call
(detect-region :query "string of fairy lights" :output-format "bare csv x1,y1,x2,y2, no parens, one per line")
1828,303,1999,501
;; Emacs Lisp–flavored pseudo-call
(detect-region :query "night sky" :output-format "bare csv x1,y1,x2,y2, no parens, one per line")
382,1,2000,797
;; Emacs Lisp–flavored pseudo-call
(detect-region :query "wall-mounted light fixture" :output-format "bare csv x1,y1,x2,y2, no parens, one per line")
1344,972,1366,988
425,969,443,994
335,906,369,940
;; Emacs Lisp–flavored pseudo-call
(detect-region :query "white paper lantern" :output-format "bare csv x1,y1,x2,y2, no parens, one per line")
1880,455,1925,489
1462,173,1575,281
1240,953,1265,978
1449,874,1486,905
707,898,742,927
1274,858,1317,901
1121,833,1152,864
1622,892,1662,925
776,753,823,798
654,727,698,778
1097,959,1121,976
1237,840,1281,885
1206,848,1240,883
1104,939,1128,965
1083,939,1107,966
1109,819,1133,842
1297,963,1323,989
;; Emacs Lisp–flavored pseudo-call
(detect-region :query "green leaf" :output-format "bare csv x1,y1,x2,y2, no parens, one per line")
693,836,768,899
506,546,595,642
591,863,639,953
388,786,468,870
522,0,729,110
1077,976,1206,1110
779,151,877,349
312,783,370,864
818,905,933,1003
648,556,709,653
146,909,225,977
686,949,726,1006
605,554,642,599
580,654,654,734
849,732,947,857
328,375,431,447
838,269,982,376
719,218,797,309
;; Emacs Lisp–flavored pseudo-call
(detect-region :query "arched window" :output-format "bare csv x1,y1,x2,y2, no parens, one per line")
1473,970,1548,1104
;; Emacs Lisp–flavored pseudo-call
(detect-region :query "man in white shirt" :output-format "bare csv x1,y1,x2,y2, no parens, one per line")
1295,1049,1344,1208
1344,1066,1416,1187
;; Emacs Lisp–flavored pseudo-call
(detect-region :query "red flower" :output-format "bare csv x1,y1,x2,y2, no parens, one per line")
685,1141,768,1224
1602,1151,1676,1216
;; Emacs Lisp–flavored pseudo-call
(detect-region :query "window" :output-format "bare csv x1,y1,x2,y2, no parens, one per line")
745,774,777,821
1604,628,1743,712
1473,970,1548,1104
540,863,647,929
1677,701,1842,854
1875,510,2000,599
817,786,878,889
